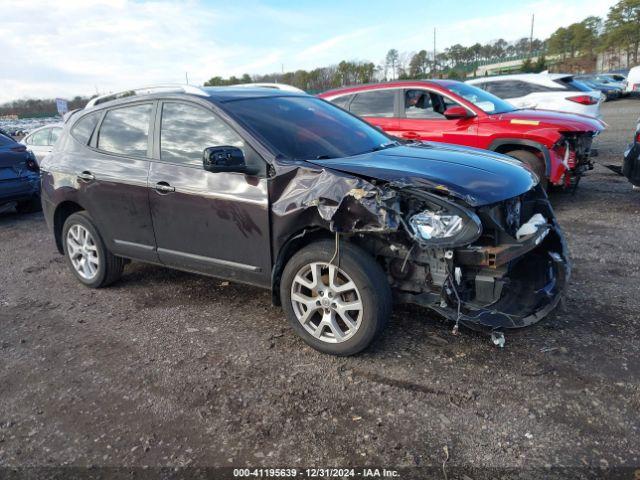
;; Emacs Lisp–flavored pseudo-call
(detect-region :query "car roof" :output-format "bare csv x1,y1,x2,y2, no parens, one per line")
229,83,305,93
84,84,309,110
201,86,308,102
320,79,462,97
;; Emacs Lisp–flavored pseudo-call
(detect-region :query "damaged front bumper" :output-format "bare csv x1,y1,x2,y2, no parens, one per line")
623,141,640,186
392,187,570,331
438,229,569,330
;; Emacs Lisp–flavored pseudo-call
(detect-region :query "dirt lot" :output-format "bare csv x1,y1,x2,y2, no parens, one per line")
1,99,639,479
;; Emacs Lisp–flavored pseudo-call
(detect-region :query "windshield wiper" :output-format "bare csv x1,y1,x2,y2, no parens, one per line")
315,154,334,159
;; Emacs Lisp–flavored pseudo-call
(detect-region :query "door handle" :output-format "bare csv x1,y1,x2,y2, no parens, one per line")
155,181,175,194
402,132,421,139
77,171,95,181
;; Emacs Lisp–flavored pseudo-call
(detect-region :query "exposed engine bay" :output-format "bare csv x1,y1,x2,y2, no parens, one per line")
352,184,569,331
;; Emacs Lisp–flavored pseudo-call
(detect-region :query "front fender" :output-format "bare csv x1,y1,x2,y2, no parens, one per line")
488,138,553,177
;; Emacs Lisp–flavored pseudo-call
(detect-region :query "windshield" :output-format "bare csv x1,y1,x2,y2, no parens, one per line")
448,83,516,114
223,96,394,160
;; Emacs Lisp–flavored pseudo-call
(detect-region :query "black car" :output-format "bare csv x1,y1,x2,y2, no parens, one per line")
0,132,40,212
40,86,569,355
623,116,640,187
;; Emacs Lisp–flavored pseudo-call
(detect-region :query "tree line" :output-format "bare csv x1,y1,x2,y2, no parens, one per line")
0,96,90,119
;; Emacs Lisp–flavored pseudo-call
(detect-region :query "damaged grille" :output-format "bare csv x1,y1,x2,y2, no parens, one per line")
503,196,522,237
562,132,596,167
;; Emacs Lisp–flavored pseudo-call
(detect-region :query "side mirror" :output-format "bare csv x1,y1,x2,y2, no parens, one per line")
443,106,471,120
203,146,247,173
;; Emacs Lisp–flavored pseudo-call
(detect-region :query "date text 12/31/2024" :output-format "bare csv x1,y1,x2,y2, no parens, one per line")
233,468,400,478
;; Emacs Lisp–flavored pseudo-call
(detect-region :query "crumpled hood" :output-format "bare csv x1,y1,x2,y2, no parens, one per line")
497,109,606,132
308,143,537,207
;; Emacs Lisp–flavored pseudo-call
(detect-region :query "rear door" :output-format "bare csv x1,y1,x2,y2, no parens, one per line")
394,88,478,146
346,89,402,137
148,100,271,287
72,103,157,262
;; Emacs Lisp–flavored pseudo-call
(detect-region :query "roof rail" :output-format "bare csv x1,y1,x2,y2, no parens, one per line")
85,84,208,108
229,82,305,93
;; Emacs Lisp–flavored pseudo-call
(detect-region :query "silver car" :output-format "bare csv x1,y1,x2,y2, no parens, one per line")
21,124,63,164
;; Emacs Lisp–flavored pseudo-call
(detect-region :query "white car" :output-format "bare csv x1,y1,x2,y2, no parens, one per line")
625,66,640,95
20,124,63,164
467,73,603,119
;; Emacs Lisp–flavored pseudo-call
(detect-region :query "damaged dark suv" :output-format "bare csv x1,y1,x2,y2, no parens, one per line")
41,86,570,355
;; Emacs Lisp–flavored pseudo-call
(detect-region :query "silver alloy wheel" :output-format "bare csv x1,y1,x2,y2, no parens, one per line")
66,224,100,280
290,262,363,343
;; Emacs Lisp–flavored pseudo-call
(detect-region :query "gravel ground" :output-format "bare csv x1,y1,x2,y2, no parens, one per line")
1,99,639,479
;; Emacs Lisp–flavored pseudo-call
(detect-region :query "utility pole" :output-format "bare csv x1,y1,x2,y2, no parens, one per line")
433,27,437,77
185,72,189,85
529,14,535,57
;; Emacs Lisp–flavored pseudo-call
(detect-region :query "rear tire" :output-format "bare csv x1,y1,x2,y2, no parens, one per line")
16,197,42,214
62,211,124,288
280,239,392,356
507,149,548,189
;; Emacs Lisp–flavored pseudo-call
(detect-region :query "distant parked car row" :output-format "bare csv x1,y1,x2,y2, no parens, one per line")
466,73,604,116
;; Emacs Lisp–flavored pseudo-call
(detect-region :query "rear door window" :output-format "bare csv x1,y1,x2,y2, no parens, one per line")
97,104,153,157
349,90,395,117
484,81,528,99
71,112,101,145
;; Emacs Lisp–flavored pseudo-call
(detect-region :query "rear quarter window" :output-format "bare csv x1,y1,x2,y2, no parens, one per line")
553,77,591,92
71,112,101,145
329,95,354,109
349,90,395,117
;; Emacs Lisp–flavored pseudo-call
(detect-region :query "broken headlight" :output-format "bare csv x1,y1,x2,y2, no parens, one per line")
406,206,482,248
400,189,483,248
409,211,464,240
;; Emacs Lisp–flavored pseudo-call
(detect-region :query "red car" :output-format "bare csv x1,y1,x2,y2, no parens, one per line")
318,80,605,189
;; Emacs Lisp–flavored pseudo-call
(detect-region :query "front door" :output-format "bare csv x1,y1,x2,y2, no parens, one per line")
148,100,271,287
395,89,478,146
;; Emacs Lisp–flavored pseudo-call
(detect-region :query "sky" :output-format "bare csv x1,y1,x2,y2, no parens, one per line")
0,0,617,103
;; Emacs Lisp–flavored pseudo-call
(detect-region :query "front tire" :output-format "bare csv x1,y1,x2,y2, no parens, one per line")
62,212,124,288
280,240,392,356
507,149,548,189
